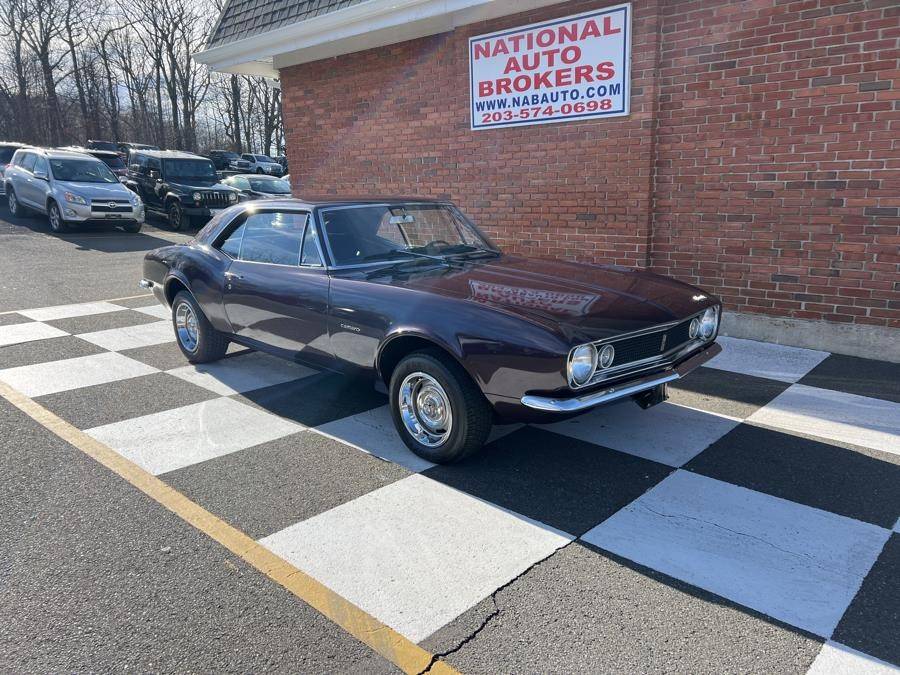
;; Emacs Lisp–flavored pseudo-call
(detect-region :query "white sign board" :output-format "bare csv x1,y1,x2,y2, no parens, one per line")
469,3,631,130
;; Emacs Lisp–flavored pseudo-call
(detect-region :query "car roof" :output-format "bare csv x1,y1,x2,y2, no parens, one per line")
131,149,207,159
58,146,118,157
0,141,27,148
238,196,449,209
22,147,103,160
228,173,286,179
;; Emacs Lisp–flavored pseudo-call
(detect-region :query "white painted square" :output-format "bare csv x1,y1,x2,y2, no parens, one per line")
0,322,68,347
705,336,829,383
85,397,303,475
0,352,157,397
18,301,127,322
749,384,900,456
807,642,900,675
582,471,889,638
132,304,171,320
260,474,572,642
542,399,739,467
167,351,316,396
78,321,174,351
314,405,437,472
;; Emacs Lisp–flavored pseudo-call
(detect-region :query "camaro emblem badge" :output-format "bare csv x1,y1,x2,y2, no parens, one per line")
660,334,668,351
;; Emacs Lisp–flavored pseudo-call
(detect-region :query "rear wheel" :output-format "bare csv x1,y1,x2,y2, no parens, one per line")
47,201,68,233
8,188,27,217
171,290,229,364
389,350,492,464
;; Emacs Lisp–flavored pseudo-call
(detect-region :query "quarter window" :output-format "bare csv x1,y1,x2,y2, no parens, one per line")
219,222,245,259
19,153,36,172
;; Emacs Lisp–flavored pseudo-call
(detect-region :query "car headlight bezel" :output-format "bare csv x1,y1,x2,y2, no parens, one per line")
192,191,203,201
64,191,87,205
228,191,238,203
568,343,597,387
699,306,719,340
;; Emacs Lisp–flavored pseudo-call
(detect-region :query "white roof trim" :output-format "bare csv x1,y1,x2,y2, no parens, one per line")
195,0,568,77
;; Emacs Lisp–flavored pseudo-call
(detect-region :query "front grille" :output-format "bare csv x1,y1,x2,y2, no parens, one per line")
91,200,131,213
610,318,694,368
199,191,230,208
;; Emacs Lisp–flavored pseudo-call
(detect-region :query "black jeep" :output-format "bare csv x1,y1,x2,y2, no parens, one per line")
124,150,241,230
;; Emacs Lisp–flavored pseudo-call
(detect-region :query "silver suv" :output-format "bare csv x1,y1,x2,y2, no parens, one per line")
5,148,144,233
241,153,284,176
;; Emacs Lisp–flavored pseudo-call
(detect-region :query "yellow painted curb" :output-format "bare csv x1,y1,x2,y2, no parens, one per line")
0,380,457,675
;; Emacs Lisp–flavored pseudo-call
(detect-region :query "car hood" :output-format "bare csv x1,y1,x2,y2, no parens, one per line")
168,179,238,192
58,181,133,198
376,255,716,344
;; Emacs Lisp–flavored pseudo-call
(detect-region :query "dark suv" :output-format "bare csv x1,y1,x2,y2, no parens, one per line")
207,150,251,172
124,150,240,230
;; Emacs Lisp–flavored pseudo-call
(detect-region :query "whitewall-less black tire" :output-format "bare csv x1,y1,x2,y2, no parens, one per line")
389,349,492,464
171,290,230,364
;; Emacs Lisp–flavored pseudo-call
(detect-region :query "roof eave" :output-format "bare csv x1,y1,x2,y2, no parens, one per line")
195,0,568,76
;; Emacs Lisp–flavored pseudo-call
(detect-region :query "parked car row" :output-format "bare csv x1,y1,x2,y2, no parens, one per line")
2,140,294,234
4,146,143,233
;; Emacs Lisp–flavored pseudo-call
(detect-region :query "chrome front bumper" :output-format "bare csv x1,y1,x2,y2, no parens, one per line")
520,342,722,413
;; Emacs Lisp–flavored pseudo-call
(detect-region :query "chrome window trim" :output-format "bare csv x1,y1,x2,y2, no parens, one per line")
567,308,717,390
212,206,325,269
316,201,460,270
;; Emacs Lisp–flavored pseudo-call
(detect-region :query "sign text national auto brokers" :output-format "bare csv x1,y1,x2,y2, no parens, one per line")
469,3,631,130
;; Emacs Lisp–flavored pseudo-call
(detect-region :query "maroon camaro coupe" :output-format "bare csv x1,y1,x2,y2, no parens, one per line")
142,198,721,463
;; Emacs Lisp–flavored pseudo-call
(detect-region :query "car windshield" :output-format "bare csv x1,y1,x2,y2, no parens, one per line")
249,177,291,194
89,141,118,152
256,155,275,162
0,147,18,163
49,158,118,183
321,203,498,266
163,159,217,180
98,155,125,169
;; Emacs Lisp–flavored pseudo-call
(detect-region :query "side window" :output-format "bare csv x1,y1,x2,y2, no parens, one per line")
20,153,36,172
242,154,253,161
131,154,145,173
239,211,308,265
301,223,323,266
33,156,48,175
148,157,161,175
219,222,245,258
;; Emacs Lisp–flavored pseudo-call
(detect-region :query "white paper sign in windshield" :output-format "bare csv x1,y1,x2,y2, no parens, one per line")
469,3,631,130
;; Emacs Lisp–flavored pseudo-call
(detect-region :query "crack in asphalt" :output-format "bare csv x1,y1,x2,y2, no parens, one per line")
416,541,573,675
636,503,867,581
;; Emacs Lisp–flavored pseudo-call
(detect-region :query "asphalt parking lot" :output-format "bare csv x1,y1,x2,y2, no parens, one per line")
1,207,899,674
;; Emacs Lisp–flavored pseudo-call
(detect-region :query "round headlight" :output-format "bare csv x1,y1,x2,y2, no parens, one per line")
598,343,615,369
228,192,238,203
569,344,597,386
689,318,701,339
699,306,718,339
192,191,202,201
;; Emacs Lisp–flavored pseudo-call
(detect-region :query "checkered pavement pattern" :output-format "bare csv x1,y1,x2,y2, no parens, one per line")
2,298,898,673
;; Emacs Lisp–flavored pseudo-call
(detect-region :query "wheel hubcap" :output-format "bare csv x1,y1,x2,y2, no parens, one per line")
9,193,16,213
175,302,199,352
399,372,452,448
49,207,59,230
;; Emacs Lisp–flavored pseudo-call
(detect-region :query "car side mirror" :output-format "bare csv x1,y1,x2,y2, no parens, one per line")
33,169,48,181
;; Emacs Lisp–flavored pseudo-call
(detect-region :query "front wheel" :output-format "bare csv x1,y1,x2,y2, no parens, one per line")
389,350,492,464
48,201,68,233
171,290,230,364
167,201,186,231
122,221,142,233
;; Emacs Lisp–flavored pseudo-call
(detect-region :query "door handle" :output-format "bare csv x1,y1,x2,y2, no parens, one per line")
224,272,243,280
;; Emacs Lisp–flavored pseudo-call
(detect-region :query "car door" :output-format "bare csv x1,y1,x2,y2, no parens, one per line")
30,155,51,212
218,208,333,366
241,154,256,170
12,152,38,207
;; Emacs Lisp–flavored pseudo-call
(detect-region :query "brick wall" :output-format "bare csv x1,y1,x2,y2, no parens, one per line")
652,0,900,328
280,0,900,329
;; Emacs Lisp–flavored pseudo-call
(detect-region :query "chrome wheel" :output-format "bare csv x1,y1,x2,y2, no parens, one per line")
8,191,17,215
398,372,453,448
174,301,199,352
48,204,61,232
